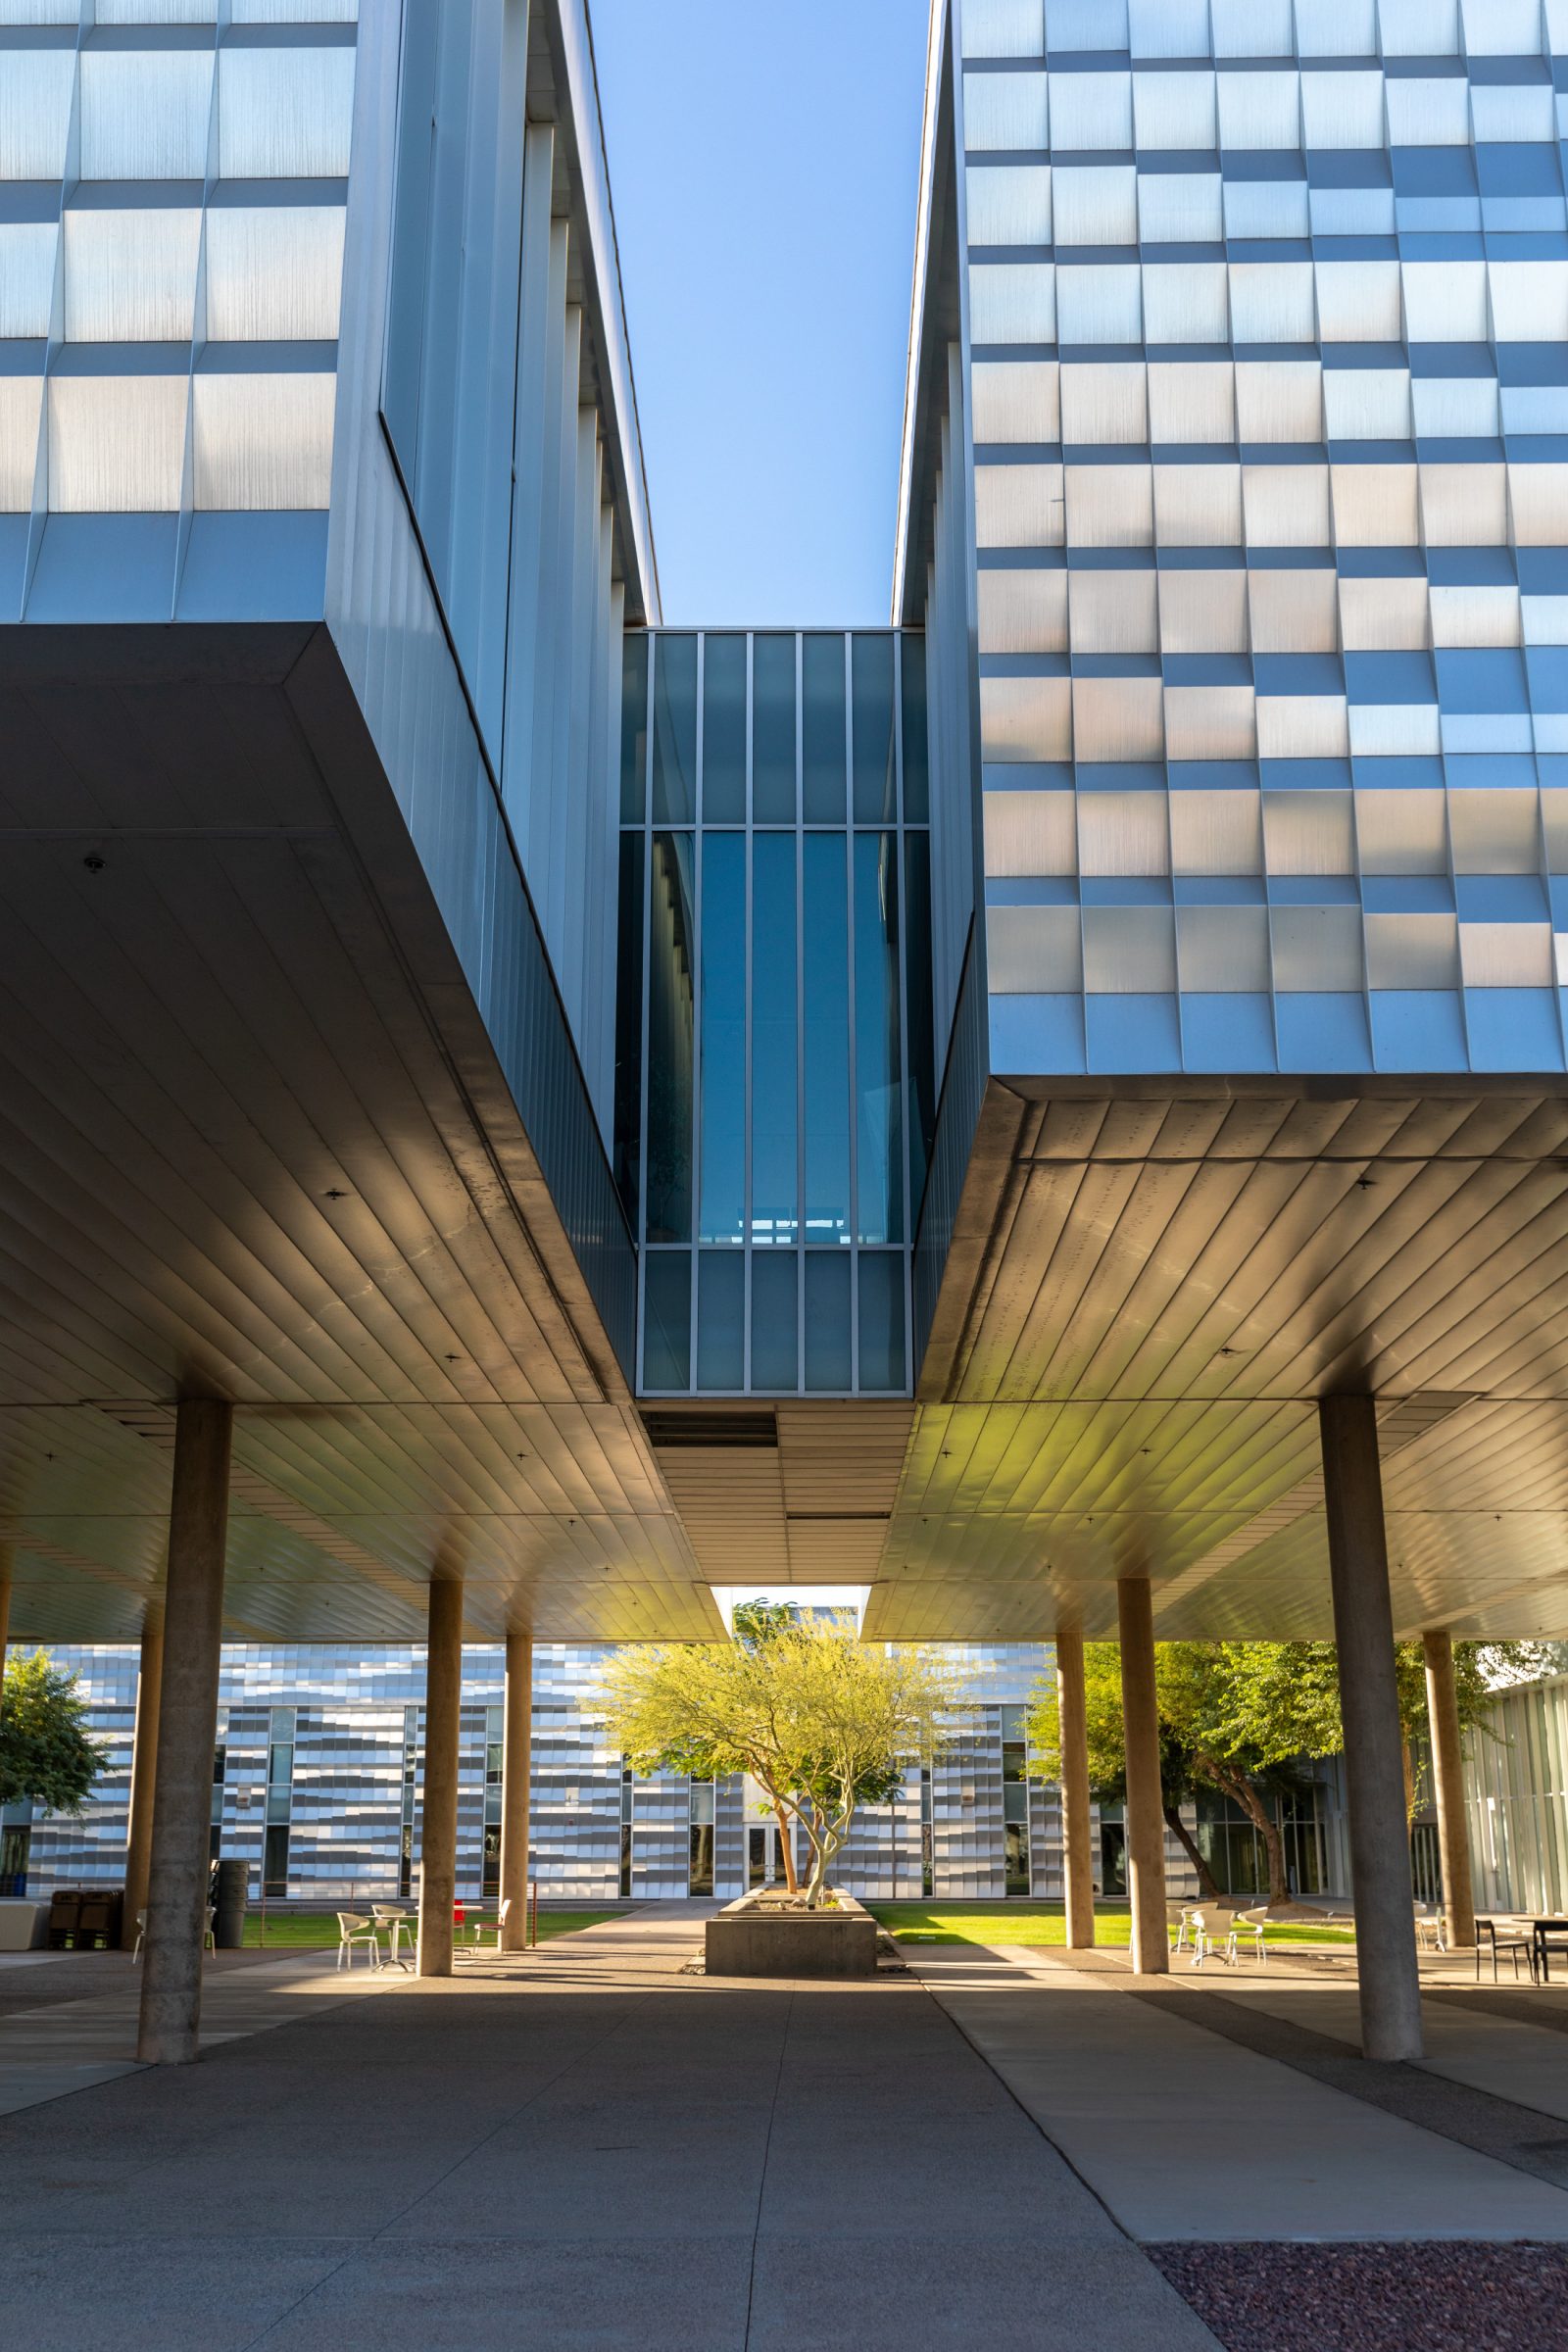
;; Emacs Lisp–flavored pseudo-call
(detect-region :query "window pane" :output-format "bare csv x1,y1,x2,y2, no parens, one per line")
803,632,847,823
751,1250,799,1390
854,832,904,1244
652,633,697,822
697,1250,745,1389
901,632,929,822
853,633,896,823
619,632,648,821
699,832,745,1243
803,833,850,1243
612,832,644,1226
857,1253,906,1391
646,831,694,1241
643,1251,691,1388
804,1251,852,1391
702,634,746,823
751,833,797,1244
753,633,797,822
904,831,936,1220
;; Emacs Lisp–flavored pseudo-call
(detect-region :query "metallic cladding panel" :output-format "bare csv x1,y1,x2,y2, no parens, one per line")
904,0,1568,1084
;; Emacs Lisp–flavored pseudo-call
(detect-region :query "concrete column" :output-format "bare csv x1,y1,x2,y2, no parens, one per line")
136,1400,231,2065
499,1629,533,1951
0,1544,11,1686
1116,1576,1168,1975
416,1577,464,1978
1056,1621,1095,1948
1319,1394,1424,2061
1423,1628,1477,1952
121,1609,165,1950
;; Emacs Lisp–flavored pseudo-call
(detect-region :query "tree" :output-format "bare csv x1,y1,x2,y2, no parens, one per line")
731,1597,807,1889
0,1649,104,1814
598,1614,960,1906
1028,1637,1542,1908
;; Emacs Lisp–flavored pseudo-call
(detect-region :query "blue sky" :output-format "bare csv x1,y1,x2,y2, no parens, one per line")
590,1,931,627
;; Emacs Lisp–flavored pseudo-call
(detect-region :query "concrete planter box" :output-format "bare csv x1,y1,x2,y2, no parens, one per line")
705,1889,879,1979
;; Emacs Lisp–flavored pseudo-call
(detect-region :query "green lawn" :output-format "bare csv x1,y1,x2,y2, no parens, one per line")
242,1908,623,1949
869,1902,1355,1948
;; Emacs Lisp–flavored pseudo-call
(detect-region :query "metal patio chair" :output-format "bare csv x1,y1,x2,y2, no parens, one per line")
335,1911,380,1971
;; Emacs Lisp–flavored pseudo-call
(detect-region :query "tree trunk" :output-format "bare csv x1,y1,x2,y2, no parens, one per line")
771,1798,799,1892
1163,1802,1223,1902
1401,1738,1418,1826
1228,1777,1291,1906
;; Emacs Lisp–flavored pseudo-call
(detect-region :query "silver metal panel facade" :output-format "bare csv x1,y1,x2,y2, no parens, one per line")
903,0,1568,1085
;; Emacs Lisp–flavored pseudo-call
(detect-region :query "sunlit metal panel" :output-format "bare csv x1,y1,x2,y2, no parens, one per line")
217,43,355,178
1067,566,1156,653
1045,72,1132,152
0,220,55,339
0,47,75,179
1338,575,1428,651
1161,567,1248,655
965,164,1051,248
1082,905,1176,993
1216,71,1298,149
78,49,215,180
1492,265,1568,344
1051,165,1136,248
1063,462,1152,548
1176,904,1269,991
1148,362,1235,445
1235,360,1322,446
1059,362,1145,447
1510,466,1568,547
960,0,1045,56
971,360,1057,444
1330,464,1419,548
63,209,201,344
987,905,1082,992
231,0,357,16
1132,71,1215,151
1262,791,1355,876
967,263,1054,345
1163,685,1255,761
1143,263,1229,346
204,206,346,343
1212,0,1293,55
48,374,188,512
1365,914,1459,990
0,372,40,510
962,69,1049,151
974,463,1062,548
979,674,1072,760
1138,172,1223,244
1354,790,1448,875
1379,0,1459,55
1229,266,1316,346
978,568,1066,654
1460,924,1553,989
192,370,335,510
1322,368,1410,442
1250,569,1338,654
1448,792,1542,875
1300,74,1385,150
1169,791,1263,877
983,790,1077,877
1151,463,1242,546
1054,265,1142,345
1428,579,1519,647
1254,696,1349,759
1243,464,1331,547
1077,789,1168,872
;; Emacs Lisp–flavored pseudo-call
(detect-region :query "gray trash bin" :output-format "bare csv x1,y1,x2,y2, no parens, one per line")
214,1857,249,1949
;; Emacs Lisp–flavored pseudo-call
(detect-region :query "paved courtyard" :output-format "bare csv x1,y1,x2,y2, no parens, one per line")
3,1911,1568,2349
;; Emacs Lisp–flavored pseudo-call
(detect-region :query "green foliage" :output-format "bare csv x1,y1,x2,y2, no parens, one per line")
597,1613,961,1905
0,1648,104,1815
1027,1634,1544,1906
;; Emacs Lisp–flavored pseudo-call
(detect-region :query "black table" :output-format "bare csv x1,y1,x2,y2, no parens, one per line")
1533,1918,1568,1981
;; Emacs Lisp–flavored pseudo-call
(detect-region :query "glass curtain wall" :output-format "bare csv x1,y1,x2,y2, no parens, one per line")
617,631,934,1396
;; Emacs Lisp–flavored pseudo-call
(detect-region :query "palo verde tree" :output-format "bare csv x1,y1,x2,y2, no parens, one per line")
598,1609,960,1906
0,1648,104,1816
1028,1638,1538,1908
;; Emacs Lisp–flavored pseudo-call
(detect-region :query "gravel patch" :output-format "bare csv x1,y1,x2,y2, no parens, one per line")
1151,2241,1568,2352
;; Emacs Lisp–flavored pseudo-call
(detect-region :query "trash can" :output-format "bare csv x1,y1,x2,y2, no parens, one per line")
47,1888,82,1948
214,1857,249,1949
75,1890,122,1950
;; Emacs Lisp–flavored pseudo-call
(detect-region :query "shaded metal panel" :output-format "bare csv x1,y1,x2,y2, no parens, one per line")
63,210,201,346
204,206,346,344
191,370,334,510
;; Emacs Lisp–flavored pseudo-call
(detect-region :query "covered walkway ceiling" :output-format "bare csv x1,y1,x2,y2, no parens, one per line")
0,625,718,1646
865,1084,1568,1644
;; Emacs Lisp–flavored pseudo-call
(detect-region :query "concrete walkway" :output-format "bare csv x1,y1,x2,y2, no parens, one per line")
3,1905,1219,2352
915,1941,1568,2243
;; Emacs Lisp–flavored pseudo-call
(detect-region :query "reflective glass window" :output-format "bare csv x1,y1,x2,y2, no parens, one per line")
643,1252,691,1389
699,833,745,1244
751,1250,799,1390
853,633,897,823
702,635,747,823
854,833,904,1245
804,1252,852,1391
857,1253,906,1392
803,633,847,823
646,831,695,1242
619,634,648,821
904,832,936,1219
751,834,797,1244
696,1250,745,1389
612,833,643,1226
902,635,929,823
803,833,851,1243
753,634,798,822
652,634,697,822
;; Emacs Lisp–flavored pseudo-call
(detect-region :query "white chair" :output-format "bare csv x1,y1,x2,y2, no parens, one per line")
131,1909,146,1962
1170,1904,1198,1956
1225,1909,1268,1967
335,1911,380,1971
1414,1905,1446,1953
455,1897,511,1959
1185,1907,1217,1969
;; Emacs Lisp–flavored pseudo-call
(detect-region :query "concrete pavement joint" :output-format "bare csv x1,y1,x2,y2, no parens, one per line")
741,1987,792,2352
